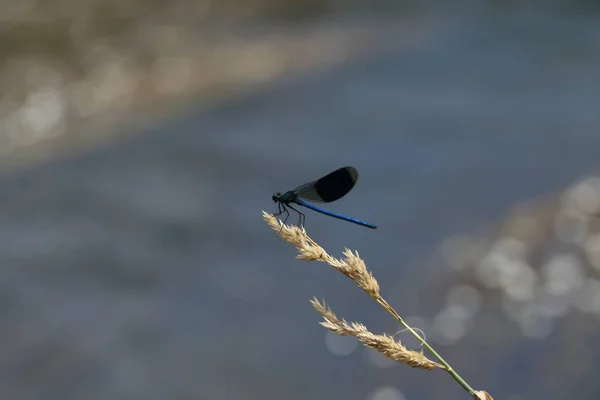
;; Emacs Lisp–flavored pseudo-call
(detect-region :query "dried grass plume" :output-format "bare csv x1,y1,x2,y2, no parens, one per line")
311,298,439,370
263,211,493,399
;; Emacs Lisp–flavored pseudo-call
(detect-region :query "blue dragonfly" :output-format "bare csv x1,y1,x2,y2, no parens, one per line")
272,166,377,229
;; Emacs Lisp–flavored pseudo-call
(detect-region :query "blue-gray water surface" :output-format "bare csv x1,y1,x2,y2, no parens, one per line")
1,11,600,400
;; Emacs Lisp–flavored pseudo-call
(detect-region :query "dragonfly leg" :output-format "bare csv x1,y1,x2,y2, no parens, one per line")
270,202,282,225
270,202,290,233
273,202,283,216
281,204,290,225
286,204,305,228
276,203,290,233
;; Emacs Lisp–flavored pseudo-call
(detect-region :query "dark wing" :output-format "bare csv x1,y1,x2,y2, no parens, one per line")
294,166,358,203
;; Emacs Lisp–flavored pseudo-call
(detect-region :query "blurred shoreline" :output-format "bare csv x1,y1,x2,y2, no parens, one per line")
0,1,422,171
2,0,597,171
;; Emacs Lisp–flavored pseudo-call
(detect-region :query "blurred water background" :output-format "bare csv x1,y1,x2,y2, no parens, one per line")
1,1,600,399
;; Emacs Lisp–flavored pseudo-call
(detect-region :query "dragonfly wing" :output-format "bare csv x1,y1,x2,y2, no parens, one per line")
295,166,358,203
293,181,327,203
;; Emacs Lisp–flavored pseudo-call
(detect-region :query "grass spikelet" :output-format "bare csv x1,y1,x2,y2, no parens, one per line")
263,212,379,295
264,211,494,399
311,298,440,370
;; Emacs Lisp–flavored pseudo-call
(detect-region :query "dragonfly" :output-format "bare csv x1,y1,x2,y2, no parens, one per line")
272,166,377,229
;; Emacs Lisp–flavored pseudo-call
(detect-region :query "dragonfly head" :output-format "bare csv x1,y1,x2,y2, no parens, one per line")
272,193,282,203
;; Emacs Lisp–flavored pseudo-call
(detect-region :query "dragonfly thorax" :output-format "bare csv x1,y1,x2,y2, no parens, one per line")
273,191,296,204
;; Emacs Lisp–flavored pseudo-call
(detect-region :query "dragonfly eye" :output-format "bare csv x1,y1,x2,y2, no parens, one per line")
272,193,280,202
